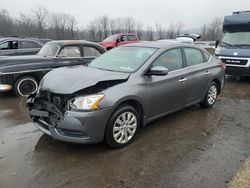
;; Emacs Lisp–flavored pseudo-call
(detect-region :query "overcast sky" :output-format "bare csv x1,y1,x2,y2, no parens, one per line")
2,0,249,29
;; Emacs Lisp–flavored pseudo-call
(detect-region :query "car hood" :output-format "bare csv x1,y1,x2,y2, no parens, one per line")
41,66,130,94
0,55,51,67
216,46,250,58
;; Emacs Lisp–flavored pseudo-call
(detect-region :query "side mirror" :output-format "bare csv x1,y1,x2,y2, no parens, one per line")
215,40,220,48
148,66,168,76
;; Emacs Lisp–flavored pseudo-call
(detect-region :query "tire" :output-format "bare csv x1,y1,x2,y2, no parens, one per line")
105,105,140,149
13,76,38,97
200,82,218,108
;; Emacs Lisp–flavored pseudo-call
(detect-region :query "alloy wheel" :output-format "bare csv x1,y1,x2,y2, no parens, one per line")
207,85,217,105
113,112,137,144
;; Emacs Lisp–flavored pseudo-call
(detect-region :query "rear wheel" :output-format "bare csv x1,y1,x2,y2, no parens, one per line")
105,105,139,148
13,76,38,97
200,82,218,108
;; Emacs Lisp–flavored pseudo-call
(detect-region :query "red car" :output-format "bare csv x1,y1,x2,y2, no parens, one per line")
99,33,139,50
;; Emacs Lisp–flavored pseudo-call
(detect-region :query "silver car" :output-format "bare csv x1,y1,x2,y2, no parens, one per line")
27,41,225,148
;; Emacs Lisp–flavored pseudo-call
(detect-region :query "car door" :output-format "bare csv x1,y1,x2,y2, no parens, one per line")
145,48,190,118
17,40,42,55
182,47,212,104
54,45,84,68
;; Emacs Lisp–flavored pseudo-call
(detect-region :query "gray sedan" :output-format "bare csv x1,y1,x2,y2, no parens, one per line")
27,41,225,148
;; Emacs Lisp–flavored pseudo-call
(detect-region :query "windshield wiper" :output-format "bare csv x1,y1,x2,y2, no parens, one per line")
234,44,250,47
220,41,233,47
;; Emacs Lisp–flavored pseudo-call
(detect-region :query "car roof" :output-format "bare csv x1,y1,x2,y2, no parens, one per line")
46,40,107,52
47,40,101,46
124,40,198,49
0,37,48,44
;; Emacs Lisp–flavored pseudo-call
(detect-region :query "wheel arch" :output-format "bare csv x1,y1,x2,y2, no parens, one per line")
110,97,145,128
211,78,221,94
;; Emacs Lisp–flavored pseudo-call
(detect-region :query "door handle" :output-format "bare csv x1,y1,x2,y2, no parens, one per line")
204,71,210,75
179,78,188,82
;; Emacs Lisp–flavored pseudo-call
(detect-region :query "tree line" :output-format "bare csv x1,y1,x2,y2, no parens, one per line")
0,8,223,41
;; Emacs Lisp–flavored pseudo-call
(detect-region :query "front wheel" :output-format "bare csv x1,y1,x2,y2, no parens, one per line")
200,82,218,108
13,76,38,97
105,105,139,149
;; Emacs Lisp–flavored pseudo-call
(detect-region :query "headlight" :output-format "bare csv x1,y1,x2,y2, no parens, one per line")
69,94,104,111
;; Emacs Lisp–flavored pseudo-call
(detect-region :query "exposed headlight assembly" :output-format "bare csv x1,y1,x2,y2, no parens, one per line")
69,94,104,111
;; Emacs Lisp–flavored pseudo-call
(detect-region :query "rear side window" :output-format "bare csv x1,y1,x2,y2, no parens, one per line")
58,46,81,57
19,41,41,49
84,47,101,57
127,35,137,41
184,48,204,66
0,41,18,50
153,48,183,72
203,51,211,62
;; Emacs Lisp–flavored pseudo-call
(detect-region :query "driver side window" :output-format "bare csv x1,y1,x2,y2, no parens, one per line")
152,48,183,72
58,46,81,57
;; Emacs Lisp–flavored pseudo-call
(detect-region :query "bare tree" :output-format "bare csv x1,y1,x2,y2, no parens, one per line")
155,23,166,39
123,17,136,32
203,17,223,40
0,9,223,42
0,9,15,36
175,22,184,37
99,15,109,38
201,24,207,40
68,15,77,39
32,7,48,37
144,26,154,41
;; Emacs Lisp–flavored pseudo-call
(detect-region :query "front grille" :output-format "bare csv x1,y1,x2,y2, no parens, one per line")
28,90,73,126
221,58,248,65
36,90,71,114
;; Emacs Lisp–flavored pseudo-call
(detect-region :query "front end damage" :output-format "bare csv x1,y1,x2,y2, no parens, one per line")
27,80,125,144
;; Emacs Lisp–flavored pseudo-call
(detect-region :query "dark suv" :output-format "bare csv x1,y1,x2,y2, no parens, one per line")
0,37,49,56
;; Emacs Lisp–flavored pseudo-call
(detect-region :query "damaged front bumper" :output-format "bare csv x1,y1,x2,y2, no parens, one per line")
27,94,112,144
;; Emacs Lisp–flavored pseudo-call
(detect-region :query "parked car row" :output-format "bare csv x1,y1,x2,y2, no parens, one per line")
0,40,106,96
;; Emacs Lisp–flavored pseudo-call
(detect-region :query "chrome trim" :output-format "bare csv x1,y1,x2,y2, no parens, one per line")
218,56,250,68
204,71,211,75
0,68,52,75
0,84,12,91
179,78,188,82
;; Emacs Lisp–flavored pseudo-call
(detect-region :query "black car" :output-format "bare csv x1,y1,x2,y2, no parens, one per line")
0,40,106,96
0,37,50,56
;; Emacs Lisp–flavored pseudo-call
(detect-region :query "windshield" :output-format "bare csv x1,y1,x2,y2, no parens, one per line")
38,44,60,57
221,32,250,47
103,35,118,42
88,47,157,73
